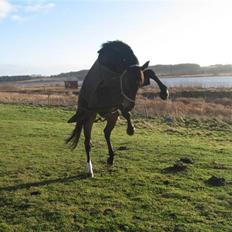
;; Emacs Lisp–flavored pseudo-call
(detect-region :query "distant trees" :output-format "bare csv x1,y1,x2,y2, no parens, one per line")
152,63,201,76
0,75,35,82
150,64,232,76
201,64,232,75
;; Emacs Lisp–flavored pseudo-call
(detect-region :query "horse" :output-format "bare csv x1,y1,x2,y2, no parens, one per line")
66,41,169,177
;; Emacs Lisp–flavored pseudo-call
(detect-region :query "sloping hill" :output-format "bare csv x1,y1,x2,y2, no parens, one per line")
50,69,88,81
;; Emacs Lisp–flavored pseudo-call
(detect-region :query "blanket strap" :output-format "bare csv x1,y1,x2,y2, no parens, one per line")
120,71,136,103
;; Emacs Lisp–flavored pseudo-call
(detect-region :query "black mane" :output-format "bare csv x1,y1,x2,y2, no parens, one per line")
98,40,139,73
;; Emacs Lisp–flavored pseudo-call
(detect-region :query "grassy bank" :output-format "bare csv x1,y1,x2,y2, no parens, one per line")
0,104,232,231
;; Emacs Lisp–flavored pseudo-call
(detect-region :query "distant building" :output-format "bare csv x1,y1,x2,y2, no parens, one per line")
64,81,78,89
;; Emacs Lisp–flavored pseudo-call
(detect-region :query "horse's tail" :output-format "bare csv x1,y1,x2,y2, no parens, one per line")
66,122,83,150
66,109,86,150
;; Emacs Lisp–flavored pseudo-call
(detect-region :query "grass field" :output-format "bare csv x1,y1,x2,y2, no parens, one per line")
0,104,232,231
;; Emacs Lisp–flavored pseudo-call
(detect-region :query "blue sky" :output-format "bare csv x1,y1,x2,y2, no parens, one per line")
0,0,232,75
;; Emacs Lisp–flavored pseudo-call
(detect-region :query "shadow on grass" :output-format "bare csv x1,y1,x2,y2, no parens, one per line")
0,174,87,192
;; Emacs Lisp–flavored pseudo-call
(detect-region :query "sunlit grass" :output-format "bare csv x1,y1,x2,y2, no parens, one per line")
0,104,232,231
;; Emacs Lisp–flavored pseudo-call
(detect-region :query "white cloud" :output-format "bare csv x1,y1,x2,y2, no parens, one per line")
0,1,55,22
11,14,25,22
25,3,55,13
0,0,13,20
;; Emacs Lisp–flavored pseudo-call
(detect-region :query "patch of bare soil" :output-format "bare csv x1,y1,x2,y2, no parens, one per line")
205,176,226,186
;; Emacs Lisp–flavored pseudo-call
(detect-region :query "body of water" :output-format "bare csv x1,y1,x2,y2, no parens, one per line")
16,75,232,89
159,76,232,88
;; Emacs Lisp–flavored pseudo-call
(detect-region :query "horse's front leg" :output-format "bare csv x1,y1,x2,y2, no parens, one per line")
144,69,169,100
104,112,119,165
121,111,135,136
83,114,96,177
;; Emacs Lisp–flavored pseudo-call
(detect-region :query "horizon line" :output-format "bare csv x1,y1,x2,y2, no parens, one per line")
1,62,232,77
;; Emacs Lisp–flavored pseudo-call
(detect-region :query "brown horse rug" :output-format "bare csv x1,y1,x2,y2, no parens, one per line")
79,60,122,110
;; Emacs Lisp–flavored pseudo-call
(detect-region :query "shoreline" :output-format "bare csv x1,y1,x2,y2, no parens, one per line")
159,73,232,78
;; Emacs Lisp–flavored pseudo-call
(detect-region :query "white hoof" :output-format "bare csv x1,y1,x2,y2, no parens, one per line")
86,160,94,177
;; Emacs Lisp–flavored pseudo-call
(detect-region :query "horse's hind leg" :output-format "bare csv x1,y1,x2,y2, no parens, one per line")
104,112,119,165
83,113,96,177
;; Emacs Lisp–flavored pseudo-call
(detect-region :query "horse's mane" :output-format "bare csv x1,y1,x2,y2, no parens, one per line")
99,41,139,64
98,40,139,73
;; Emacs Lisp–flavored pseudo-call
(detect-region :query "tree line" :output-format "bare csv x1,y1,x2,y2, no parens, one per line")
1,64,232,82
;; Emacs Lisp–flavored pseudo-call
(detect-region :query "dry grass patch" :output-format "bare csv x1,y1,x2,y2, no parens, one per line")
0,86,232,121
0,92,77,106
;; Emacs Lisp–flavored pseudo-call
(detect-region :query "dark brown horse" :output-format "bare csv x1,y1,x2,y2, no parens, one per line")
66,41,169,177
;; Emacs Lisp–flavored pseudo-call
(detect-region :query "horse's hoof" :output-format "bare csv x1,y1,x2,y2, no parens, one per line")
127,126,135,136
107,157,114,165
160,89,169,100
86,172,94,178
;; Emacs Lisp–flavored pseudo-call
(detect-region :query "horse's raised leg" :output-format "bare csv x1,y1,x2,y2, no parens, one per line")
121,111,135,136
104,112,119,165
83,114,96,177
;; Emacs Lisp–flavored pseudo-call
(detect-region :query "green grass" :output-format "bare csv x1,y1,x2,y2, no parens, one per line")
0,104,232,232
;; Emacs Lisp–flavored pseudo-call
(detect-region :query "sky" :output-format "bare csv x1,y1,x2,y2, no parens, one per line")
0,0,232,76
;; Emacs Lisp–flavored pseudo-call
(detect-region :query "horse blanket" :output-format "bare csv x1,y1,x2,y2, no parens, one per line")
79,60,122,109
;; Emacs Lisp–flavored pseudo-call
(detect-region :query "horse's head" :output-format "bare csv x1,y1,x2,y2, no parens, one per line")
120,62,148,111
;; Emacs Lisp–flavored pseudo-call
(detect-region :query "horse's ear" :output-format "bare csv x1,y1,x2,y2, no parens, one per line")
141,61,150,70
